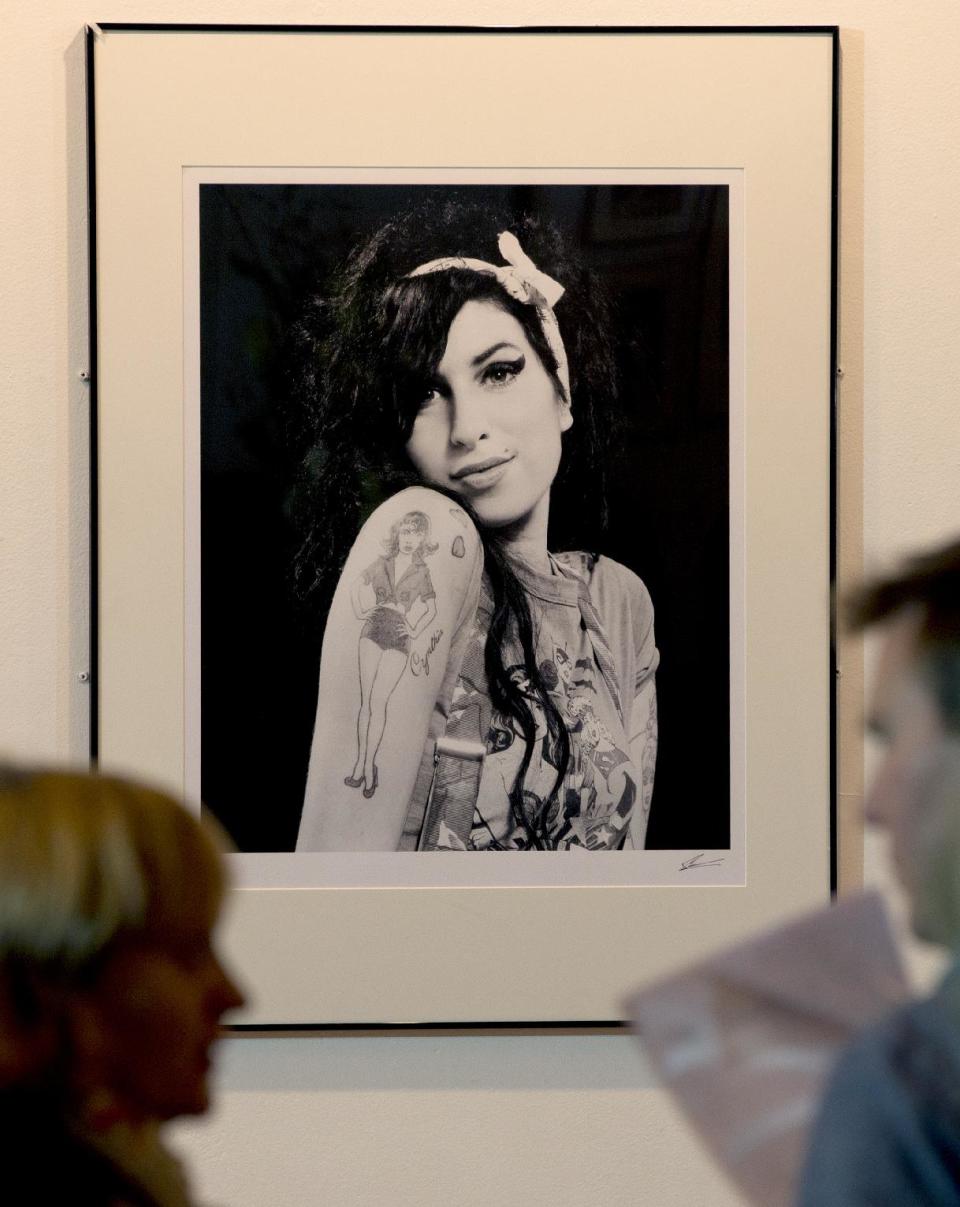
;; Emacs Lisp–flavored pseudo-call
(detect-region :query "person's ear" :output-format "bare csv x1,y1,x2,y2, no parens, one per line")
63,993,109,1087
559,398,573,433
63,992,128,1130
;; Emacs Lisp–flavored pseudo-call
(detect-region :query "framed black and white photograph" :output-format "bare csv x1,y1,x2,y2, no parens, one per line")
90,25,837,1024
189,171,733,871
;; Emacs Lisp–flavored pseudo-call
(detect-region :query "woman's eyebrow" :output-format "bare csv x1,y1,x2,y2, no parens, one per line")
470,340,522,367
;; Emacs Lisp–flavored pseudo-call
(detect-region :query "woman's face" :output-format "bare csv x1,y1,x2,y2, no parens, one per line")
397,522,423,555
75,912,245,1123
405,299,571,534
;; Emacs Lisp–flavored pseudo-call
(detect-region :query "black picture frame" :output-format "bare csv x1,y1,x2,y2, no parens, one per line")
89,24,838,1025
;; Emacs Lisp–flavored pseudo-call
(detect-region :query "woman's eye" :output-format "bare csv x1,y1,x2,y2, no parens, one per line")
481,356,524,386
415,384,442,413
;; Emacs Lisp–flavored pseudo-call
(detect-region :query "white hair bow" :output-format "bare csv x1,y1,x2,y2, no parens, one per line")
406,232,571,404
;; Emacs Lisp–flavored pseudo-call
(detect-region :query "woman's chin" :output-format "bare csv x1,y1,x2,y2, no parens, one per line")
466,496,538,532
162,1082,211,1121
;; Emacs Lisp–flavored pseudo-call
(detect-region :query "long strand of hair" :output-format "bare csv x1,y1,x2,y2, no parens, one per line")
482,534,571,849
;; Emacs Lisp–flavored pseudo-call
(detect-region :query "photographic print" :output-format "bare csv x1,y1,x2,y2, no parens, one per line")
191,177,732,863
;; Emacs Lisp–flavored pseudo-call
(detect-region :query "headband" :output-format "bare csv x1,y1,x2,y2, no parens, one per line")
406,231,571,404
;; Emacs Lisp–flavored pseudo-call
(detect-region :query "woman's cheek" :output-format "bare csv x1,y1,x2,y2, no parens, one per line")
404,425,440,484
415,452,450,490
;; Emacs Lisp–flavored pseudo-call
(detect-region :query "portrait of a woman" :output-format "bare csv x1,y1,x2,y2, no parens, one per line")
292,198,659,852
199,181,730,858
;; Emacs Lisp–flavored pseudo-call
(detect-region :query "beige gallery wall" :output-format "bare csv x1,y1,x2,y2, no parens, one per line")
3,3,960,1204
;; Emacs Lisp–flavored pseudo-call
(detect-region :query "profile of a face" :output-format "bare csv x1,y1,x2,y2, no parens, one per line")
866,607,960,947
405,299,572,535
73,910,244,1124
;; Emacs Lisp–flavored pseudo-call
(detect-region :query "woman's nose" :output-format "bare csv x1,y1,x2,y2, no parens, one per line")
448,388,489,448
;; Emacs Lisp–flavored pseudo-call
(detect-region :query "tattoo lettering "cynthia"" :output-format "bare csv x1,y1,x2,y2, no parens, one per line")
410,628,444,678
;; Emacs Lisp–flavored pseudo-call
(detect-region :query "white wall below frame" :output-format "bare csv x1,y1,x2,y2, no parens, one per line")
4,2,960,1205
170,1033,744,1207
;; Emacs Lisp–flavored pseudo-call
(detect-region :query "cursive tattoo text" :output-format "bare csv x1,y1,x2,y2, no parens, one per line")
410,628,444,678
679,853,726,872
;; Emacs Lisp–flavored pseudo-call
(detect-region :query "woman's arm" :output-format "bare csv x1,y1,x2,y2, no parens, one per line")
296,488,482,851
627,678,658,849
349,568,376,619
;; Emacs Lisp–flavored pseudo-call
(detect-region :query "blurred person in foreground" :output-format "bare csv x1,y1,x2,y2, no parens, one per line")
798,538,960,1205
0,766,245,1206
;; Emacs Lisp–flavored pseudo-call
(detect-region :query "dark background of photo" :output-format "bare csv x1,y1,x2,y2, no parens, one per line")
199,183,729,852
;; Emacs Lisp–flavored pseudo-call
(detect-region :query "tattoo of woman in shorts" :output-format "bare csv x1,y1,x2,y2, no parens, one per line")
345,511,438,798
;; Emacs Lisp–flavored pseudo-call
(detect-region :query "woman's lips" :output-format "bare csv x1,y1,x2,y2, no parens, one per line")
450,454,515,489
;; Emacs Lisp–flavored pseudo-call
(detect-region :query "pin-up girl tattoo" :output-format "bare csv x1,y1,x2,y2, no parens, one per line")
344,511,438,798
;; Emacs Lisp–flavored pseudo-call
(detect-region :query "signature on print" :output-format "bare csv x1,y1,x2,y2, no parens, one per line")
679,852,725,871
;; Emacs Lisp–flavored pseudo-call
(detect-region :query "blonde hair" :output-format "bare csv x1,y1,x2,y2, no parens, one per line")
0,766,227,999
